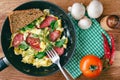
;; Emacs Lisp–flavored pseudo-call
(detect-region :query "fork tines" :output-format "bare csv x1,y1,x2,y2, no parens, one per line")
46,48,58,58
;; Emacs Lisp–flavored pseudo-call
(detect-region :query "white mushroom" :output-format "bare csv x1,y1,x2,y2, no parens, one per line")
68,3,85,20
87,0,103,18
78,16,92,29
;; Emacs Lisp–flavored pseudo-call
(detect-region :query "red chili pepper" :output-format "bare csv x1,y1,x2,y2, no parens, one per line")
102,33,111,60
109,34,115,65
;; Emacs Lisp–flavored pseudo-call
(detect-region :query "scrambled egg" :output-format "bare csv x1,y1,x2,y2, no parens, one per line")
12,9,68,68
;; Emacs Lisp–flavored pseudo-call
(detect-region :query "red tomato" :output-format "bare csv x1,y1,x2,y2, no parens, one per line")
26,36,40,51
12,33,24,47
49,30,61,42
54,47,64,56
80,55,103,78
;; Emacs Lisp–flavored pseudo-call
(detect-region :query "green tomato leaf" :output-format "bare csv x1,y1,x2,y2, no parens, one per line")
35,52,46,59
55,39,66,47
19,41,29,50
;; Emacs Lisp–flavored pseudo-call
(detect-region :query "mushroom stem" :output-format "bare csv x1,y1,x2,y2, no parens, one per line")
68,7,72,12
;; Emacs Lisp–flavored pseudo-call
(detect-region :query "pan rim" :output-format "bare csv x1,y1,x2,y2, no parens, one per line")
1,0,76,77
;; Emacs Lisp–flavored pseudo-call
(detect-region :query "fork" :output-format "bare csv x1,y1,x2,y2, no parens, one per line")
46,48,70,80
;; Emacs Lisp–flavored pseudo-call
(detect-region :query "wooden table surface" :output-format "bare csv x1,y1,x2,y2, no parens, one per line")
0,0,120,80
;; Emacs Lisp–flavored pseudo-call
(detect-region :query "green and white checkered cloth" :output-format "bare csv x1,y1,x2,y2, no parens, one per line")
64,14,111,79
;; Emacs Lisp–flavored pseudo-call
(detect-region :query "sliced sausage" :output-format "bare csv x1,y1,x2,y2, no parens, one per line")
37,16,57,28
49,30,61,42
26,36,40,51
12,33,24,47
54,47,65,56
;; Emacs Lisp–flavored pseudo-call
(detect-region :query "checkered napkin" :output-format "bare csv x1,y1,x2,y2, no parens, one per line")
64,14,111,79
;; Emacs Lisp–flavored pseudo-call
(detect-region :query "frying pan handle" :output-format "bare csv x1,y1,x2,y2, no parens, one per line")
0,57,10,71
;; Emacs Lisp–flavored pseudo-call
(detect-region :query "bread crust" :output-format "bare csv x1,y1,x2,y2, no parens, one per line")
8,9,43,33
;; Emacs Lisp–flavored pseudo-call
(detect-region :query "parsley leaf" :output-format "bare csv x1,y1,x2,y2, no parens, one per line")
20,24,35,32
19,41,29,50
50,20,58,31
35,52,46,59
55,39,66,47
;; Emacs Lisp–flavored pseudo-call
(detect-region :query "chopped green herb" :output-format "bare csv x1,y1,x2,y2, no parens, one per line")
20,24,35,32
35,52,46,59
47,43,53,50
55,39,66,47
54,20,58,29
32,34,39,38
28,24,35,28
20,27,26,31
36,17,45,25
50,20,58,31
19,41,29,50
32,20,37,25
50,21,56,30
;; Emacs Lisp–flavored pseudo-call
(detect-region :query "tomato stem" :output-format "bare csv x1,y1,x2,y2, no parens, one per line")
90,65,98,72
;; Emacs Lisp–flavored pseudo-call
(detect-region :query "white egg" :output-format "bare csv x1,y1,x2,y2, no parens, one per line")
78,16,92,29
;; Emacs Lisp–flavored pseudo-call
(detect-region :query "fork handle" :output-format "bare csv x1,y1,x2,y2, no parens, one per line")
58,63,70,80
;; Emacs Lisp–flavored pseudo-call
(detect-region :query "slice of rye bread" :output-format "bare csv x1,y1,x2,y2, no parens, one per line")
9,9,43,33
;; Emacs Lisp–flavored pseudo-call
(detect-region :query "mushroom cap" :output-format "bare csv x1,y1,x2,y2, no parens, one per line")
87,0,103,18
78,16,92,29
71,3,85,20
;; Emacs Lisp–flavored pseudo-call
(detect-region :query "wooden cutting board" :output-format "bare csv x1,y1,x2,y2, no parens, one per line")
0,0,120,80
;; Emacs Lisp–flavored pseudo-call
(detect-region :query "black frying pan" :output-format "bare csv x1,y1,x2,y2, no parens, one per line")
0,1,76,76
